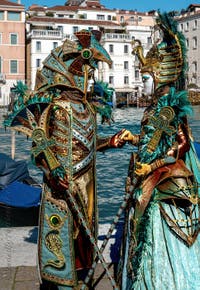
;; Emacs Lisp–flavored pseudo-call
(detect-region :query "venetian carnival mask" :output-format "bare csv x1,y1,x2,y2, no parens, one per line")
132,12,186,92
142,73,154,96
87,77,95,92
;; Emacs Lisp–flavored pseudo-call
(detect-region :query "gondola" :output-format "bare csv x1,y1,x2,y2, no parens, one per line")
0,153,41,227
194,141,200,159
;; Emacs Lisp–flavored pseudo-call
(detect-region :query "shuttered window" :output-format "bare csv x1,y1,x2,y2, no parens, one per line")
10,60,18,73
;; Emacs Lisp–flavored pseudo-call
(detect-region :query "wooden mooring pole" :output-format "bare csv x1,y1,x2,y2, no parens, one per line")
11,130,15,159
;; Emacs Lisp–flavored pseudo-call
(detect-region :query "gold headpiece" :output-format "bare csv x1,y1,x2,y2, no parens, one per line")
132,13,185,90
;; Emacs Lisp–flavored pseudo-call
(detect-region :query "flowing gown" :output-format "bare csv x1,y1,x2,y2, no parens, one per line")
120,89,200,290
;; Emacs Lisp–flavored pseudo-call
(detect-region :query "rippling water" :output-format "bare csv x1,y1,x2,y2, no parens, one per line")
0,106,200,224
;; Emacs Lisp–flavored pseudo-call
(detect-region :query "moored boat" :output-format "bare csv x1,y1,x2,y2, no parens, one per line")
194,141,200,159
0,153,41,227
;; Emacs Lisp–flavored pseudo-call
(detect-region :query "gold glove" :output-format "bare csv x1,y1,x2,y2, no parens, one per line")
134,162,151,176
120,130,134,142
120,130,140,145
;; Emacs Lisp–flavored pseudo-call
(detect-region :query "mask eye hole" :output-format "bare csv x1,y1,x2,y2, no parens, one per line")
142,75,150,83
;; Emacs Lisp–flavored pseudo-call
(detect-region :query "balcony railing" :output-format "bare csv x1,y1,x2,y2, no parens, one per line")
103,33,131,41
30,30,63,39
64,34,77,41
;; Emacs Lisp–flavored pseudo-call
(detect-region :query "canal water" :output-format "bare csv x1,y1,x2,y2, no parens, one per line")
0,106,200,226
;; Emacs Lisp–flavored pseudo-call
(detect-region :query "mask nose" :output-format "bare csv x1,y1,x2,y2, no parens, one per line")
87,79,94,92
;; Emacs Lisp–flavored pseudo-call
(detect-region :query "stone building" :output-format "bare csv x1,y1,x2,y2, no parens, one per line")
26,0,156,106
177,4,200,88
0,0,25,106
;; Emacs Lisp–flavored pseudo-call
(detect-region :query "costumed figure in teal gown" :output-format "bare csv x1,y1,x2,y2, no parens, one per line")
118,13,200,290
4,30,125,289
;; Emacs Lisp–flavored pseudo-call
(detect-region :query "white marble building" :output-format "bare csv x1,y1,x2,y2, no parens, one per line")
177,4,200,88
26,0,156,105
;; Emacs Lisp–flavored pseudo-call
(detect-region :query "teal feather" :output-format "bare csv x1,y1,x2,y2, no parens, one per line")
12,80,28,97
130,200,157,284
51,166,66,179
138,87,193,164
92,81,114,124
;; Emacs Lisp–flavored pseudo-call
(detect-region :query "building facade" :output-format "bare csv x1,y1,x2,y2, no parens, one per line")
26,0,156,106
0,0,25,106
177,4,200,88
1,1,200,106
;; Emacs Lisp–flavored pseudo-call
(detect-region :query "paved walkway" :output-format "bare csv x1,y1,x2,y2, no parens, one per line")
0,266,39,290
0,263,117,290
0,226,121,289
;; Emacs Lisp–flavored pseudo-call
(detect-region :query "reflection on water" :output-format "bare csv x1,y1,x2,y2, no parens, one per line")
0,106,200,224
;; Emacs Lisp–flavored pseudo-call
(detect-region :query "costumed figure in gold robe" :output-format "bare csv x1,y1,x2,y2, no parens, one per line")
4,30,125,290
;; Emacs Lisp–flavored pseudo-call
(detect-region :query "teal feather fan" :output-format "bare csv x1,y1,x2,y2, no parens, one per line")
12,80,28,98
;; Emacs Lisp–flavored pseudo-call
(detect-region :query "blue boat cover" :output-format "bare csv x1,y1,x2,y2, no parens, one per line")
0,181,41,208
194,141,200,159
0,153,30,189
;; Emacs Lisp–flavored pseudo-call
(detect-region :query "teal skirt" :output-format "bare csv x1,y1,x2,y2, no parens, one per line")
121,201,200,290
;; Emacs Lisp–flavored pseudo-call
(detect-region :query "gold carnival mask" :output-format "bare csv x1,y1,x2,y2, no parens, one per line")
132,13,185,91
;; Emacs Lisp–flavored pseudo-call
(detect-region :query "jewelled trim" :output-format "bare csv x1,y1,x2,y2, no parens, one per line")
160,203,199,247
150,159,165,171
73,149,94,173
73,128,93,151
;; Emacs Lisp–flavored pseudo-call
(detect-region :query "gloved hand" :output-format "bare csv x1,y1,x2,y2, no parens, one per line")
134,162,151,176
120,129,135,143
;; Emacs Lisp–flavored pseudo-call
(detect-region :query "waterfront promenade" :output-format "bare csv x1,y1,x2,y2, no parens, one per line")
0,266,40,290
0,226,118,290
0,264,115,290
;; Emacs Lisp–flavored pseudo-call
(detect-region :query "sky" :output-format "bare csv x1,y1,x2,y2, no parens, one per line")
20,0,200,12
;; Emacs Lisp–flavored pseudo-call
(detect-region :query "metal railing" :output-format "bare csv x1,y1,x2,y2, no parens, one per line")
102,33,131,40
30,30,63,39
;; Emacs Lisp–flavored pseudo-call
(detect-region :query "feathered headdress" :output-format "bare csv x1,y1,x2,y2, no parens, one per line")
132,12,187,90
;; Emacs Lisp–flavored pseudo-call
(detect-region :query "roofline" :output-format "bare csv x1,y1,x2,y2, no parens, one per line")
48,5,113,12
0,0,24,8
27,16,120,26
